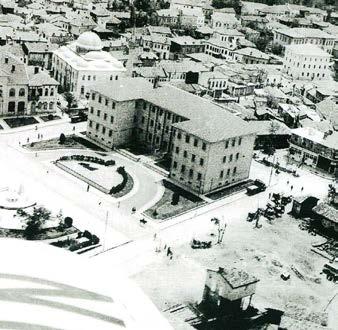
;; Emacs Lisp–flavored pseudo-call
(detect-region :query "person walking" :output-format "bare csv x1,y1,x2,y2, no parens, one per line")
73,126,75,131
301,186,304,192
291,185,293,191
87,184,90,192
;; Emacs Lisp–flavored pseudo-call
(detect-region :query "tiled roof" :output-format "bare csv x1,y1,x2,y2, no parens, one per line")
276,28,334,39
93,78,256,142
27,67,59,86
234,47,270,60
285,44,331,56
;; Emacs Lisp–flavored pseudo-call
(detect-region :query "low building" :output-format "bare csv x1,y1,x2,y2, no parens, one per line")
86,78,256,194
233,47,270,65
291,195,319,218
288,127,338,177
211,12,240,30
170,36,204,59
312,202,338,232
140,35,171,60
283,44,332,81
202,267,259,316
23,42,58,70
52,32,125,99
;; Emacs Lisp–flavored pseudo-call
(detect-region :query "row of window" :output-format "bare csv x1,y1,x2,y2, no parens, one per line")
82,75,96,81
176,133,207,150
8,88,26,97
88,120,113,137
91,94,116,109
90,107,114,123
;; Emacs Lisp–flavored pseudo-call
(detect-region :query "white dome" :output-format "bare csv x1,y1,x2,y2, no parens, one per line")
76,31,102,51
84,51,111,61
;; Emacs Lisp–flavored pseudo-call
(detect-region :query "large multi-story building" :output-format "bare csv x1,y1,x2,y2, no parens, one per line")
273,28,335,54
52,31,126,99
283,44,332,81
288,127,338,177
86,78,256,194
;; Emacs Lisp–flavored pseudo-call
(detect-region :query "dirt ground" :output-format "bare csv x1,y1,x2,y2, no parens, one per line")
133,210,337,326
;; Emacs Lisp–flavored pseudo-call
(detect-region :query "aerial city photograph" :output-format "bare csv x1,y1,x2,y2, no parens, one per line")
0,0,337,329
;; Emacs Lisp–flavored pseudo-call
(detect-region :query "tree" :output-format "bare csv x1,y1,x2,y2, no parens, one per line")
64,92,75,112
64,217,73,228
23,207,51,240
59,133,66,144
255,35,269,52
271,43,283,56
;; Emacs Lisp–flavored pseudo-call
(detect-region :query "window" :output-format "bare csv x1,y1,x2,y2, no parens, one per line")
181,165,185,173
98,96,102,103
112,102,115,109
177,132,182,139
88,75,91,81
185,135,190,143
109,129,112,137
105,99,108,106
9,88,15,97
191,154,196,162
19,88,25,97
202,143,206,151
200,158,204,166
197,173,202,180
103,113,107,120
97,110,100,117
236,153,239,160
194,138,198,147
232,138,236,147
8,101,15,112
233,167,237,175
220,170,224,178
222,156,226,163
102,127,106,134
115,76,118,80
90,107,94,114
95,123,99,130
189,169,194,178
227,169,230,176
183,150,187,158
80,86,84,94
175,146,179,154
229,154,233,162
89,120,92,127
225,140,229,148
238,137,242,145
167,113,171,120
141,116,145,124
150,120,154,127
110,116,114,123
173,161,177,169
92,93,95,100
50,88,54,96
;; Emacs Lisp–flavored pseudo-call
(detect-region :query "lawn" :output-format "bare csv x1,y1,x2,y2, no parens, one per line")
4,116,38,128
144,180,206,221
39,114,62,122
24,134,106,151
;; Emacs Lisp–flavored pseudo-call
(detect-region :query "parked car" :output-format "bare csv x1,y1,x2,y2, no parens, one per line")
246,179,267,196
322,261,338,282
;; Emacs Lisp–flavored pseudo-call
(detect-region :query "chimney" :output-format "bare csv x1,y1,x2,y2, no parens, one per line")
34,67,39,74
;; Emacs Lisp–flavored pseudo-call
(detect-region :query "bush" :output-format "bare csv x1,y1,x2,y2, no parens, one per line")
110,167,128,194
48,114,54,120
171,192,180,205
153,209,158,217
59,133,66,145
105,159,115,166
64,217,73,228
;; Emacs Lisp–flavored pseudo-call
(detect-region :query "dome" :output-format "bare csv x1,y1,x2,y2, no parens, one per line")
84,51,111,61
76,31,102,51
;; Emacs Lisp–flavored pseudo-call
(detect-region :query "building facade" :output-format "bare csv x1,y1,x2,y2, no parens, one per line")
86,78,256,194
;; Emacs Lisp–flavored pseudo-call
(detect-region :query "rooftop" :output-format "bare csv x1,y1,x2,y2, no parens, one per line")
285,44,331,57
93,78,256,142
234,47,270,60
276,28,334,39
312,202,338,223
211,267,259,288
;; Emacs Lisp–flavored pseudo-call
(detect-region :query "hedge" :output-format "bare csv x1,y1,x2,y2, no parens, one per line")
57,155,115,166
110,166,128,194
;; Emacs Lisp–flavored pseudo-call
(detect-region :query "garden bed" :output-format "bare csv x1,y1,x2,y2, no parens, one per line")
144,180,206,221
4,116,39,128
0,225,79,240
39,114,62,122
112,172,134,198
24,134,105,151
206,179,254,200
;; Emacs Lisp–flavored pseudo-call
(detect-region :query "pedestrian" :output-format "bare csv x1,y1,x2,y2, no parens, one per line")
35,125,38,131
37,133,40,139
132,206,136,213
87,184,90,192
153,233,157,241
46,170,49,174
19,141,21,146
301,186,304,192
27,137,29,143
287,180,289,185
98,201,101,206
41,134,43,139
73,126,75,131
167,247,171,257
164,244,167,251
291,185,293,191
117,201,120,208
269,192,272,199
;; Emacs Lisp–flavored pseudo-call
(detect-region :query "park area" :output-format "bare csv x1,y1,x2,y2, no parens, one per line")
144,180,206,221
133,209,336,326
24,134,105,151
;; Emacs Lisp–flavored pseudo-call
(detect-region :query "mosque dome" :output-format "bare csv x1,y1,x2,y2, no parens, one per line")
76,31,102,51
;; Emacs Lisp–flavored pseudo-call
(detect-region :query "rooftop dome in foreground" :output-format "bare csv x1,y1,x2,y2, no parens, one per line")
76,31,102,51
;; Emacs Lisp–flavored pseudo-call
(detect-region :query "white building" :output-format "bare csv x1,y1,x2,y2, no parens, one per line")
52,31,126,99
283,44,332,81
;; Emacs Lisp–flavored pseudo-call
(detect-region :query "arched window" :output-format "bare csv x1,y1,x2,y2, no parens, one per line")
50,88,54,96
9,88,15,97
80,86,84,94
43,102,48,110
45,88,48,96
49,102,54,110
19,88,25,97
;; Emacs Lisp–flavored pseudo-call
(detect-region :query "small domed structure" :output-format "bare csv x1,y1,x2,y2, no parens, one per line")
76,31,102,52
